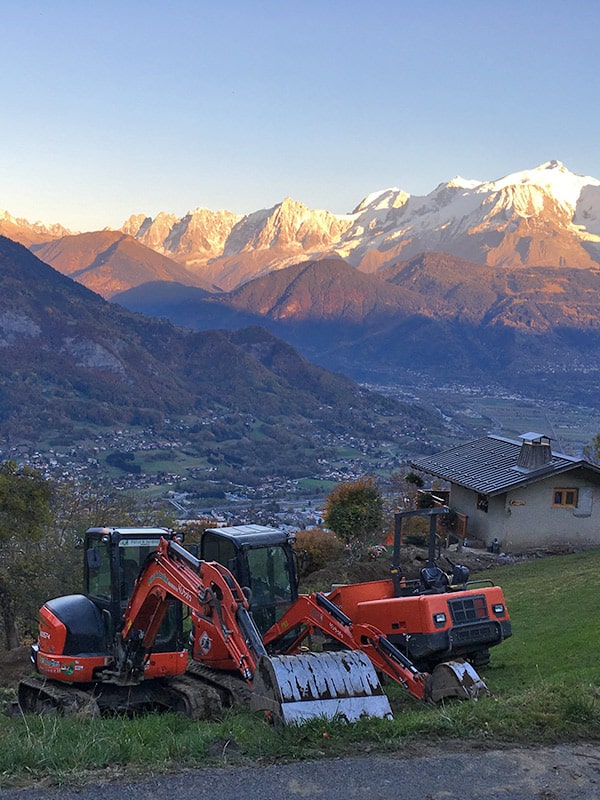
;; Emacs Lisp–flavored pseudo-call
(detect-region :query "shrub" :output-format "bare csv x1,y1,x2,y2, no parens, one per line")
323,477,384,548
417,492,435,508
294,528,343,575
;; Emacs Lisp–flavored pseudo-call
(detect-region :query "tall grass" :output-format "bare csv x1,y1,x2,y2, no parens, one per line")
1,549,599,787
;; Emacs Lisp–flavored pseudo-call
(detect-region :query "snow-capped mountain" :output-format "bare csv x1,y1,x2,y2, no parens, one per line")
0,209,72,247
118,160,600,289
120,198,354,289
121,208,241,267
3,160,600,294
338,160,600,273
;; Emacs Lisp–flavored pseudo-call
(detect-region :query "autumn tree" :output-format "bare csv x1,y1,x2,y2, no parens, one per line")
324,477,384,558
0,465,168,650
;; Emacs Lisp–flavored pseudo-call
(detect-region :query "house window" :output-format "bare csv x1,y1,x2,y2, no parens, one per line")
476,494,488,513
552,488,579,508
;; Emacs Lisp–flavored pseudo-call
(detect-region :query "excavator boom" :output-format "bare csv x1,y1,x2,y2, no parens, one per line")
262,591,488,703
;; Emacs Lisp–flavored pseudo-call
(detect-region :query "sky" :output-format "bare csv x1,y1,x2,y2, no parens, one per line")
2,0,599,232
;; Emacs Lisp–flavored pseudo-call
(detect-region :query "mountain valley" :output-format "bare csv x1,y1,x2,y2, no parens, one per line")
2,159,600,497
0,236,443,500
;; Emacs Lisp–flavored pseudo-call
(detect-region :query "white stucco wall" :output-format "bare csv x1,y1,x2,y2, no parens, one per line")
450,468,600,551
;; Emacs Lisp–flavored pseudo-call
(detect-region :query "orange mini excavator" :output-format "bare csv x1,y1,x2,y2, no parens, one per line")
19,527,393,723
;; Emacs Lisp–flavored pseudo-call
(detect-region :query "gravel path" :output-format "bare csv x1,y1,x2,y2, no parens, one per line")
1,742,599,800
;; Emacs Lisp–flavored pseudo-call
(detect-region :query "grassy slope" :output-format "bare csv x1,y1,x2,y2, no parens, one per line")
1,550,599,788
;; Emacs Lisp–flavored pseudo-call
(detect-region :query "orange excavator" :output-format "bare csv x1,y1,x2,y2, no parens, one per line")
197,520,509,673
19,528,393,723
197,523,487,711
327,509,512,671
259,591,486,709
19,525,486,725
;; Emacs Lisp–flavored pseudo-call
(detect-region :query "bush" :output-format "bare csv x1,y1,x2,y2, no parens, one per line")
294,528,343,575
417,492,435,508
323,477,384,547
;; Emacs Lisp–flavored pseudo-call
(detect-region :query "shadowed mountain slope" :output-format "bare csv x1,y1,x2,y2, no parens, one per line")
0,236,441,475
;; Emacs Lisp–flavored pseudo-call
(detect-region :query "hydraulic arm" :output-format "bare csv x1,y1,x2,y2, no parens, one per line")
262,591,487,702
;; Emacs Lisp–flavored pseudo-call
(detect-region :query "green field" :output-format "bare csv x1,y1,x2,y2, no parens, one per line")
1,549,598,788
404,384,600,457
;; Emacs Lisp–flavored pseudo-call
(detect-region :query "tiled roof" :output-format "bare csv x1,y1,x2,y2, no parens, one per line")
410,435,599,496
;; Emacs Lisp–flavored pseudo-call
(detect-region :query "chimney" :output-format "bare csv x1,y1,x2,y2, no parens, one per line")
516,432,552,470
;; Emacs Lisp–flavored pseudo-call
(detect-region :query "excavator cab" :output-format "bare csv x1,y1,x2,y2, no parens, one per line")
84,527,183,653
200,525,298,634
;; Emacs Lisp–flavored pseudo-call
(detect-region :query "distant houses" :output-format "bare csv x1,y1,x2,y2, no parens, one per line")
411,432,600,552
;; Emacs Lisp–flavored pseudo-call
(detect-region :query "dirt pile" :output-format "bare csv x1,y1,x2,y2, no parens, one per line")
301,544,505,593
301,540,590,593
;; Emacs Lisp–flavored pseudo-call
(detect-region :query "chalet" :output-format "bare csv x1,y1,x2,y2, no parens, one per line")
410,432,600,552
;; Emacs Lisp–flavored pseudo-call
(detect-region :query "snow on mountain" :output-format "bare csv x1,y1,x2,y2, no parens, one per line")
336,160,600,272
4,160,600,291
122,208,240,267
352,188,410,213
224,197,353,256
481,160,599,208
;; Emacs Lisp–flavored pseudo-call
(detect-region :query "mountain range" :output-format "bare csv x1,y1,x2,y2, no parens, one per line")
0,235,439,485
3,160,599,295
2,159,600,404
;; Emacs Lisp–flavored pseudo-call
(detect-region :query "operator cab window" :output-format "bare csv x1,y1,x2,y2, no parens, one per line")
202,533,237,571
86,541,112,599
246,546,292,606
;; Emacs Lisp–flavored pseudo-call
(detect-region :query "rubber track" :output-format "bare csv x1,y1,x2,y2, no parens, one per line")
166,674,223,720
186,661,252,707
18,677,100,717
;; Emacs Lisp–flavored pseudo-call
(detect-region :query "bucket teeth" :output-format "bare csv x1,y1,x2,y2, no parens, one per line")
250,651,393,725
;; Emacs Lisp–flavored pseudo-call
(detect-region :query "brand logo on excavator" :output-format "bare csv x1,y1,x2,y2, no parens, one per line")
176,583,193,604
148,571,193,603
39,654,60,669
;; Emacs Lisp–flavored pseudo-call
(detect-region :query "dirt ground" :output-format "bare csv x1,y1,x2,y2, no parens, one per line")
299,539,569,593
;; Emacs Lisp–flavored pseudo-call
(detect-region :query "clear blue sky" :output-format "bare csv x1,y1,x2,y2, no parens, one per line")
2,0,598,231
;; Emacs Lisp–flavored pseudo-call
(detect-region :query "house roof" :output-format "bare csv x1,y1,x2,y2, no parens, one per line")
410,434,600,497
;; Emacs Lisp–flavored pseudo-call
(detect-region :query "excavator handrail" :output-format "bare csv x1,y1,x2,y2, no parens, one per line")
463,578,496,589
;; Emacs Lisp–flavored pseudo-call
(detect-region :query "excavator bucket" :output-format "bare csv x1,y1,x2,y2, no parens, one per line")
427,660,489,702
250,650,393,725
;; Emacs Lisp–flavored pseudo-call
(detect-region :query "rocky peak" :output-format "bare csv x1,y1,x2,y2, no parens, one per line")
224,197,352,255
